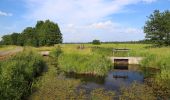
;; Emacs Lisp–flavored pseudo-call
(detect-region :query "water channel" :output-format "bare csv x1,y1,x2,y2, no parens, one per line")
66,64,159,92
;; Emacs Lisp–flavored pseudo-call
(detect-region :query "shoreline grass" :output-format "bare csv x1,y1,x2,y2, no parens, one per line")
58,53,112,76
0,48,46,99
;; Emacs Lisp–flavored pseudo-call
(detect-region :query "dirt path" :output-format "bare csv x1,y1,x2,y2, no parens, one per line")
0,47,23,60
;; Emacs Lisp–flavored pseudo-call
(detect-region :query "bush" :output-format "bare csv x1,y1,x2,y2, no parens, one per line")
0,49,45,99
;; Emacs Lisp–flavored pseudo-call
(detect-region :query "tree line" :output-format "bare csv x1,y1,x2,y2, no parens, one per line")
1,20,62,47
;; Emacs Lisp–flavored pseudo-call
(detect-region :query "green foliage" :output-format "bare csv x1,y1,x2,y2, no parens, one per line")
92,40,101,45
0,49,45,100
145,78,170,99
120,82,156,100
1,20,62,47
58,53,112,76
50,45,63,58
144,10,170,46
92,47,113,56
91,88,115,100
35,20,63,46
1,34,13,45
30,57,116,100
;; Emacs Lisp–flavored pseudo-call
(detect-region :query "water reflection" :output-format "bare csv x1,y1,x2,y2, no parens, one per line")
66,64,159,91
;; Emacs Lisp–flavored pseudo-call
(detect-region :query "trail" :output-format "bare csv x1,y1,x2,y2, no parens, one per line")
0,47,23,60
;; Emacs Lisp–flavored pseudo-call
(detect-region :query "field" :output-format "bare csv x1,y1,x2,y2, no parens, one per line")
0,44,170,99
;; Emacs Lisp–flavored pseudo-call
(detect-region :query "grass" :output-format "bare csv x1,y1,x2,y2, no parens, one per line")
58,53,112,76
0,47,46,100
34,44,170,77
2,43,168,99
30,56,116,100
0,45,18,51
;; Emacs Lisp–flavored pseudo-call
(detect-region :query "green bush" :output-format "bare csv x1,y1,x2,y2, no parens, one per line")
0,49,45,100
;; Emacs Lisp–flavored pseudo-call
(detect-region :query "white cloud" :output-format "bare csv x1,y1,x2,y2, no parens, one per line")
62,20,144,42
0,11,12,16
23,0,155,42
88,20,120,29
24,0,156,24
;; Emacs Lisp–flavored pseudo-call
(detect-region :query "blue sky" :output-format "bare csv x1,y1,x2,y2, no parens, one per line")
0,0,170,42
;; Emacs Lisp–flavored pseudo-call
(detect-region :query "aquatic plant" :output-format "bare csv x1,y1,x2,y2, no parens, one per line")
120,82,156,100
91,88,115,100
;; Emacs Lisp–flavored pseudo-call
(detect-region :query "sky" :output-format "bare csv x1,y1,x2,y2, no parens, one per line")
0,0,170,42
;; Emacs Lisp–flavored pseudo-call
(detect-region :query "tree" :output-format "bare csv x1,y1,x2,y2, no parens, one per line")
10,33,20,45
1,20,63,47
35,20,63,46
92,39,101,45
22,27,38,46
2,35,12,45
144,10,170,46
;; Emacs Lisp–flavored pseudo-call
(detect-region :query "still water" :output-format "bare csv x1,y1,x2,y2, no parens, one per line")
66,64,159,91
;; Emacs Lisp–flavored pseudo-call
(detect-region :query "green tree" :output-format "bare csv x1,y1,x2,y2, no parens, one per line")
92,39,101,45
2,35,12,45
144,10,170,46
10,33,20,45
35,20,62,46
1,20,62,47
22,27,38,46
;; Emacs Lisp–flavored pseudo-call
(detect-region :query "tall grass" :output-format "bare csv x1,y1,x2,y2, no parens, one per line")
0,48,46,100
58,53,112,76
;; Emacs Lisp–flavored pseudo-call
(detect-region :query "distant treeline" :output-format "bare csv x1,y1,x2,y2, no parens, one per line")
63,40,152,44
1,20,62,47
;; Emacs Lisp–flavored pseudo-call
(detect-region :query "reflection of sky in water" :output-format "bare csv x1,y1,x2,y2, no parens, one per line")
104,70,144,90
80,65,144,91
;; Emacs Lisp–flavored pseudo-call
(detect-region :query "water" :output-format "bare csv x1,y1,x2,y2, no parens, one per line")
66,64,159,91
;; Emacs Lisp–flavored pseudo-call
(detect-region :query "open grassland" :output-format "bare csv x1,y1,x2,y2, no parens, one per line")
34,43,170,79
0,44,169,99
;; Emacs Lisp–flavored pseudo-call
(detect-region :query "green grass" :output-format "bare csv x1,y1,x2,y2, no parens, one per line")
31,43,170,99
0,45,18,51
0,48,46,100
30,56,116,100
58,53,112,76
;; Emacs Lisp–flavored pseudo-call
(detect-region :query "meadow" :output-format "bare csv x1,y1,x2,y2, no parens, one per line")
0,43,170,99
35,43,170,99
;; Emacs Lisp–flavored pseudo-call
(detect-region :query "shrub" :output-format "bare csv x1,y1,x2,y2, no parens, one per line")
0,49,45,99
